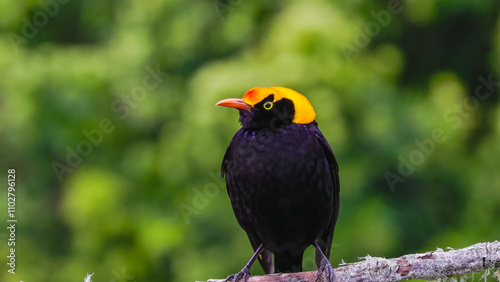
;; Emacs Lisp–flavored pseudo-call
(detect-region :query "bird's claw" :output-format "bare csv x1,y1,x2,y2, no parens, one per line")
315,256,335,282
225,267,251,282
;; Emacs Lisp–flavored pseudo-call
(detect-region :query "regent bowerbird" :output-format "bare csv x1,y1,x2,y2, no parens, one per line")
216,87,340,281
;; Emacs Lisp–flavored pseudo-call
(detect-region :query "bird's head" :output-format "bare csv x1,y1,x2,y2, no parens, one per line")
216,87,316,129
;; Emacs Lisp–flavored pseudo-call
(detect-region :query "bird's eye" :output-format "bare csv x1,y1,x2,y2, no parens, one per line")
263,101,273,110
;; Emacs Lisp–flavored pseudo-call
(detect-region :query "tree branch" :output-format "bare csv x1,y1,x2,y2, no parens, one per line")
206,241,500,282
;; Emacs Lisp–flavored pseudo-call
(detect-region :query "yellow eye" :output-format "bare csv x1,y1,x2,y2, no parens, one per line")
263,101,273,110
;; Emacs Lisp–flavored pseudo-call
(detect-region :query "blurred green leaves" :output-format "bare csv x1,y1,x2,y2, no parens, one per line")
0,0,499,281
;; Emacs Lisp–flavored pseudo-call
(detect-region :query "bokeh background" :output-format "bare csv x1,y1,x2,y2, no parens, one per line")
0,0,499,281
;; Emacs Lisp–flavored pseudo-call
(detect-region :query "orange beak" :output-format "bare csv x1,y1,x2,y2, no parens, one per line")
215,98,252,112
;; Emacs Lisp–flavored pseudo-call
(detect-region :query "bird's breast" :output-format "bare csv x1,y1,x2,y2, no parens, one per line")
225,124,334,252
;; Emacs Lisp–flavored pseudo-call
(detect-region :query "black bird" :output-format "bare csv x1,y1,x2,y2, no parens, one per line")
216,87,340,281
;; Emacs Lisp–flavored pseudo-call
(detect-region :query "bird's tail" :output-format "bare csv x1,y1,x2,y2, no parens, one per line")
274,252,303,273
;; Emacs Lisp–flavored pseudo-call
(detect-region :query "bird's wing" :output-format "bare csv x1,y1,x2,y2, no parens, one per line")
248,235,274,274
220,134,275,274
312,124,340,267
220,137,233,177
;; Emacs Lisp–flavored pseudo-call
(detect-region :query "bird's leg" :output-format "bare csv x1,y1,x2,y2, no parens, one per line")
313,240,335,282
225,244,265,282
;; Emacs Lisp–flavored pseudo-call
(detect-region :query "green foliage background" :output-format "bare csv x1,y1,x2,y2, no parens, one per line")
0,0,499,281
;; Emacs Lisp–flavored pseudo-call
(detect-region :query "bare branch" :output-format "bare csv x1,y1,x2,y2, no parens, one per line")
206,241,500,282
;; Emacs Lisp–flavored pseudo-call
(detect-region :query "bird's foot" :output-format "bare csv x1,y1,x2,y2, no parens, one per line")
225,266,251,282
225,243,264,282
315,256,335,282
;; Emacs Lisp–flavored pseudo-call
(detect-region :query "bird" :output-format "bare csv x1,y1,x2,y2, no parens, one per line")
215,87,340,282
